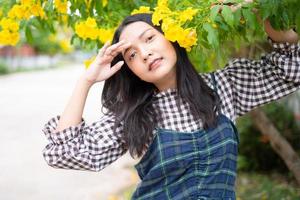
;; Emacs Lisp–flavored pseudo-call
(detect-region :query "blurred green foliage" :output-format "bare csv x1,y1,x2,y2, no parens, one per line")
236,101,300,172
0,61,9,74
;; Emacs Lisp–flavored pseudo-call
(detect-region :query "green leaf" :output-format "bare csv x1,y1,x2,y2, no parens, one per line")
203,23,218,48
259,0,280,19
221,5,234,27
45,21,55,33
233,8,242,27
78,2,88,18
242,8,257,29
31,18,42,30
295,13,300,33
25,25,33,44
95,0,102,16
210,5,220,21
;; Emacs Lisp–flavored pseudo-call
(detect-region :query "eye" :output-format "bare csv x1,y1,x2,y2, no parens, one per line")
129,52,136,60
146,35,154,42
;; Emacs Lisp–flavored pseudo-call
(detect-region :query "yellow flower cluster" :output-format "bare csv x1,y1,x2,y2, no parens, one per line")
8,0,46,20
131,6,153,15
75,17,99,40
98,28,115,43
132,0,198,51
84,55,96,69
162,18,197,51
59,39,73,53
75,17,114,43
0,18,20,46
54,0,68,14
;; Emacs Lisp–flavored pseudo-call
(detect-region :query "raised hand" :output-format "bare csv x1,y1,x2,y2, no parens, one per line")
83,40,131,84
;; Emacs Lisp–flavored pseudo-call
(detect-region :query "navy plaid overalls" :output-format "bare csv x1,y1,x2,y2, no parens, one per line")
131,73,240,200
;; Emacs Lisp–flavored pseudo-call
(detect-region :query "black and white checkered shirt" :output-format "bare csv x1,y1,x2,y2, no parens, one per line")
42,39,300,172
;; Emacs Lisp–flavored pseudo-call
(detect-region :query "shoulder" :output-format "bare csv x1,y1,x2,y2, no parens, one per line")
198,72,214,90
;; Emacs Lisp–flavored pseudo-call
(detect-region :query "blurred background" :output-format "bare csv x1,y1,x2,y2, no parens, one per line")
1,31,300,200
0,0,300,199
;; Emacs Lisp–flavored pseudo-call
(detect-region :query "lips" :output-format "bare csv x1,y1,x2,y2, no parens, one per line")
149,57,163,71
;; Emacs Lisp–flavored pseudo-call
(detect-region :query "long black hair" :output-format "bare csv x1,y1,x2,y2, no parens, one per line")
102,13,221,158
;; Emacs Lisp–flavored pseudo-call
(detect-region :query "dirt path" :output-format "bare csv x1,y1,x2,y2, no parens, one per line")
0,64,139,200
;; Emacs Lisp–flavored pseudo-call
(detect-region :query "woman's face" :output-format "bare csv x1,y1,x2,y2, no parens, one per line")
119,21,177,91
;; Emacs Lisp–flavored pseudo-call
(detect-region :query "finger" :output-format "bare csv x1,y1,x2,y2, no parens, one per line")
103,40,126,56
110,60,124,72
109,42,131,57
98,41,111,58
102,42,131,61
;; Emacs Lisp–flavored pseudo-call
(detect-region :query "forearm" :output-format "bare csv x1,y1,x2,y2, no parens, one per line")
264,20,299,44
55,75,93,132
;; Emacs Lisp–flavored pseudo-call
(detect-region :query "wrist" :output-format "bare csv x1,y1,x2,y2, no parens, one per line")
78,75,94,88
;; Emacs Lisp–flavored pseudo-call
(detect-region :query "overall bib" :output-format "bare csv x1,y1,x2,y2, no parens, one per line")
131,73,240,200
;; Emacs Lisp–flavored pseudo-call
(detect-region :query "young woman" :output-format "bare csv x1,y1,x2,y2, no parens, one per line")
42,13,299,199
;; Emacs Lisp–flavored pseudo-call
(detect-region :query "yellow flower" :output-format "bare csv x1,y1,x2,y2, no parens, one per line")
10,31,20,45
102,0,108,7
8,5,25,19
75,22,86,39
177,28,197,51
75,17,99,40
0,18,19,32
31,4,46,19
89,28,99,40
131,6,152,15
152,0,176,27
98,28,114,43
23,8,32,19
86,17,97,28
84,56,96,69
0,30,20,46
0,18,20,46
152,0,198,51
0,30,10,45
161,18,180,42
54,0,68,14
157,0,168,7
152,6,171,26
178,7,198,24
21,0,34,5
59,39,73,53
8,2,46,20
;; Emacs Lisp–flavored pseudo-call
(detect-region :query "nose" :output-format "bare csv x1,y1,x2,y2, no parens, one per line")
140,46,153,61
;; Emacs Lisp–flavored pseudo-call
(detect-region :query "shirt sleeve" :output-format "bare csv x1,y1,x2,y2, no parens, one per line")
201,38,300,123
42,112,127,172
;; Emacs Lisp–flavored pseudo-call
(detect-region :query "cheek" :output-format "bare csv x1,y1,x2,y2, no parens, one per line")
127,62,145,76
160,39,177,62
166,46,177,64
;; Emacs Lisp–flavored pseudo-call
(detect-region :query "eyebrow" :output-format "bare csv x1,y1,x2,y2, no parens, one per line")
123,28,152,57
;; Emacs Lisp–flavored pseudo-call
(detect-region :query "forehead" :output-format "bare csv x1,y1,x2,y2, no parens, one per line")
119,21,155,42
